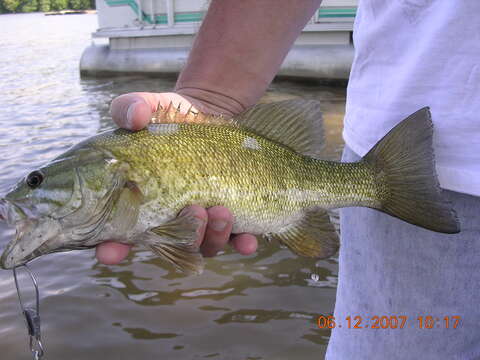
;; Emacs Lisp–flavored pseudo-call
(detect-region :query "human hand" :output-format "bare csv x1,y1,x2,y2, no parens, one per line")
95,92,258,265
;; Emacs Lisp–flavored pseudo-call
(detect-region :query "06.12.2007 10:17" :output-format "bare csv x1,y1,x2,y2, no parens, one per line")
317,315,461,329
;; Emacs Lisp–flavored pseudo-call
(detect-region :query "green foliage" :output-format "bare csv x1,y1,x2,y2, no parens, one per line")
68,0,79,9
68,0,90,10
19,0,37,12
1,0,21,12
37,0,50,12
0,0,94,12
49,0,67,10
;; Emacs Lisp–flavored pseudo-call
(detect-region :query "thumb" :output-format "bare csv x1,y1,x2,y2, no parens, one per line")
110,93,157,130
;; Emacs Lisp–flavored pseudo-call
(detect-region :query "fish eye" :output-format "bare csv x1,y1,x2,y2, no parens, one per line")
26,171,44,189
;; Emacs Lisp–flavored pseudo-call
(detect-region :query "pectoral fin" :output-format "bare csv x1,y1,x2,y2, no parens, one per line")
139,212,205,275
265,207,339,258
111,181,143,234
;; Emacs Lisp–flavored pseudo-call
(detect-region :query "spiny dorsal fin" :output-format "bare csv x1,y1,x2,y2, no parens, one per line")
265,207,339,258
232,99,325,158
151,99,324,158
151,101,234,126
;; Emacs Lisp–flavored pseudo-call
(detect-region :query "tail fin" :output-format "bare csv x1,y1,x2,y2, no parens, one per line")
363,107,460,234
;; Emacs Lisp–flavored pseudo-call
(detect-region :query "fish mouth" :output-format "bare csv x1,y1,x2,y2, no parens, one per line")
0,200,43,270
0,246,36,269
0,199,8,223
0,201,63,270
0,198,28,226
0,219,40,270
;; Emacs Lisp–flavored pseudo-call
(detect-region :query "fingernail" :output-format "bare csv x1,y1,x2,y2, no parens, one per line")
126,102,137,129
210,219,228,232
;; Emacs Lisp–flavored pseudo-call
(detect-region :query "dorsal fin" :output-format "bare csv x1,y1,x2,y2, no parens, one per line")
151,99,324,158
151,102,233,126
233,99,325,158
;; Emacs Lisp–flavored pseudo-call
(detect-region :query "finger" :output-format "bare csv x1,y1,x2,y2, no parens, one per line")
201,206,234,257
230,233,258,255
110,93,157,130
96,241,132,265
179,205,208,248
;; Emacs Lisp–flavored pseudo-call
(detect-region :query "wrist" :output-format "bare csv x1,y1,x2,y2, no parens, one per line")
175,87,248,117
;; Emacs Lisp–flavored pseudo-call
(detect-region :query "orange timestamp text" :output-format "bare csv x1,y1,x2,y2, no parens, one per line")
317,315,461,329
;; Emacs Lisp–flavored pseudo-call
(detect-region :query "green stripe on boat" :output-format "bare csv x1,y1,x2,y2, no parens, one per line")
104,1,356,24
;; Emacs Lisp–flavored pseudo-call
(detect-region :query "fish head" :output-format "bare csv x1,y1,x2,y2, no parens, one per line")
0,145,126,269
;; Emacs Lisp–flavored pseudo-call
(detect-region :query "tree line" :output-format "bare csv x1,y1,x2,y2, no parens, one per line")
0,0,95,13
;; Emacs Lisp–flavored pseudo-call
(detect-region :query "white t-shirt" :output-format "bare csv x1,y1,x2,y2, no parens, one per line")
343,0,480,196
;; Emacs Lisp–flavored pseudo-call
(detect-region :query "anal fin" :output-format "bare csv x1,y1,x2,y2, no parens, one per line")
139,211,205,275
266,207,339,258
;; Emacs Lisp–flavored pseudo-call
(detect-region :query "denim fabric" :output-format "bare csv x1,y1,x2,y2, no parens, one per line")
325,146,480,360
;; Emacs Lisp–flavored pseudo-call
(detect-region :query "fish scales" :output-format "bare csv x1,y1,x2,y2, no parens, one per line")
0,100,460,273
87,124,378,233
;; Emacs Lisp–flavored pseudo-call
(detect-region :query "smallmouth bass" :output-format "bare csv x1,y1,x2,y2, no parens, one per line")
0,100,460,273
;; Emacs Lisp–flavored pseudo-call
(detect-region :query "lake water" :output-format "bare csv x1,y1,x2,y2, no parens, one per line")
0,13,346,360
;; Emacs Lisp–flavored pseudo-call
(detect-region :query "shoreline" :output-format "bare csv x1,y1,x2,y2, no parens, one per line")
45,9,96,16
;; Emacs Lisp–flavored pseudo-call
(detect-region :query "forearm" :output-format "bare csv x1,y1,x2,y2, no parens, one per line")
175,0,322,116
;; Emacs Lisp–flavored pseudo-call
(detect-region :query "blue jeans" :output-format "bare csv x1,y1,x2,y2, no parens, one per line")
326,146,480,360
